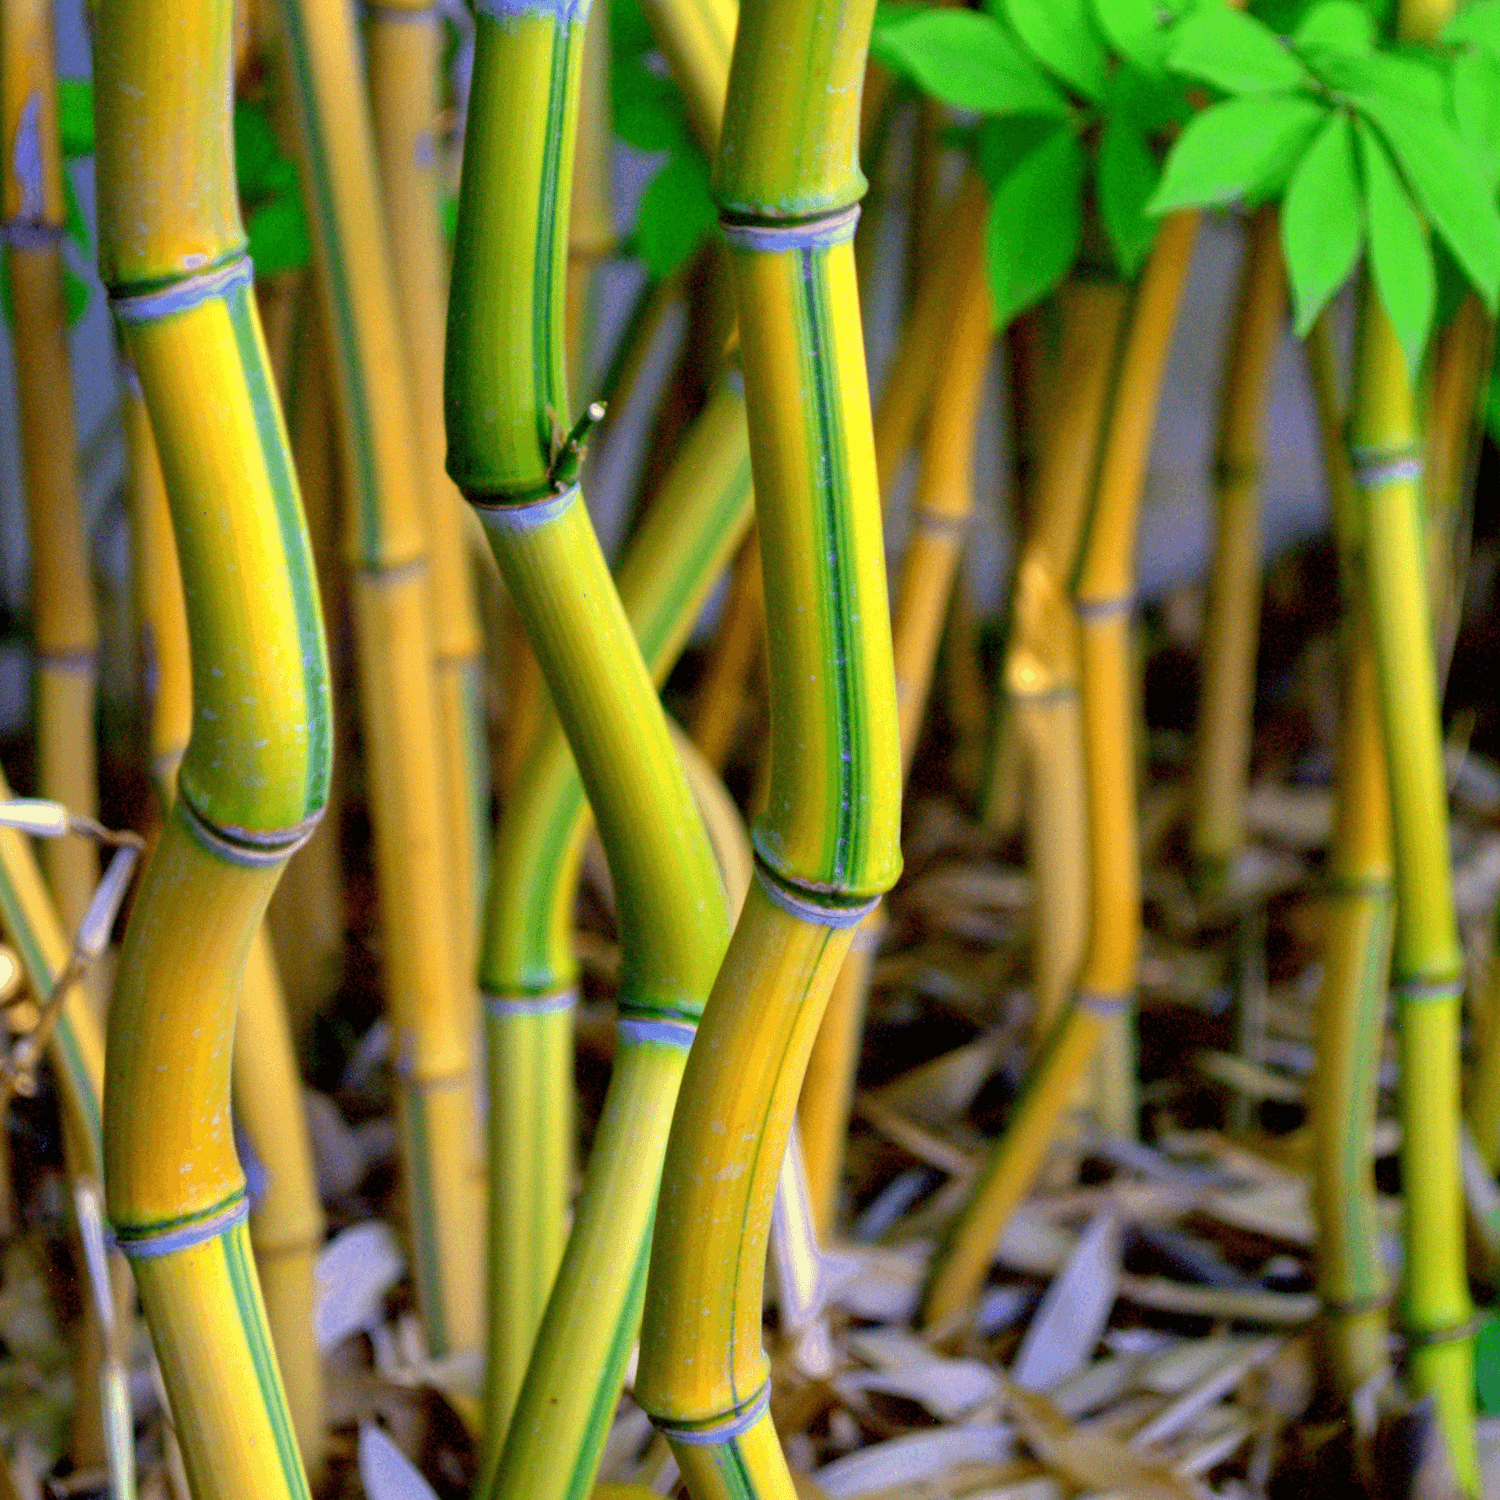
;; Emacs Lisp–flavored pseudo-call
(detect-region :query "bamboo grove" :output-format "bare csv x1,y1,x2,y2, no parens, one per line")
1,0,1500,1495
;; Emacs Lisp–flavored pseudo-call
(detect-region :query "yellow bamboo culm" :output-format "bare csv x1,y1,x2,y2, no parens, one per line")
922,214,1199,1329
690,531,764,772
279,0,483,1361
567,0,615,403
95,2,333,1497
366,0,489,970
126,360,328,1473
799,197,992,1236
1305,313,1392,1402
1005,280,1128,1048
1,0,100,936
1189,206,1285,889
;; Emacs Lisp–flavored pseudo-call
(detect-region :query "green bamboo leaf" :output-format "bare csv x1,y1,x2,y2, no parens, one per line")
1167,3,1309,93
985,126,1084,326
1355,115,1435,371
612,64,695,154
871,10,1072,117
1292,0,1375,49
1452,47,1500,192
1148,93,1327,211
1357,90,1500,308
63,264,89,327
1282,110,1362,333
1476,1312,1500,1415
632,152,717,279
1098,111,1159,275
1093,0,1174,72
1445,0,1500,57
976,115,1064,185
1298,45,1444,110
1004,0,1109,100
56,79,93,158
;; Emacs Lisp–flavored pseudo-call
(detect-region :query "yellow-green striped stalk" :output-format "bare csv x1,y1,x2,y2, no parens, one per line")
689,531,764,771
923,213,1199,1328
1,0,100,936
95,2,332,1495
1189,207,1285,889
635,0,902,1490
1004,280,1127,1051
278,0,484,1360
637,0,735,150
447,4,731,1495
479,378,751,1445
127,361,328,1471
1350,294,1476,1489
567,0,615,405
1305,313,1393,1401
365,0,490,966
799,203,992,1236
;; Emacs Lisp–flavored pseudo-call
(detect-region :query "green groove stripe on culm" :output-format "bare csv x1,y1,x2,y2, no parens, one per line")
797,245,861,889
533,12,576,459
566,1230,654,1500
513,785,586,986
222,1222,312,1500
400,1086,449,1355
278,3,382,563
226,281,331,819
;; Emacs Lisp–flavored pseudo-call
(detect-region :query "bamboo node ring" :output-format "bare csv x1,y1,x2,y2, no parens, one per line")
718,206,860,252
649,1382,770,1445
753,858,881,929
114,1192,250,1260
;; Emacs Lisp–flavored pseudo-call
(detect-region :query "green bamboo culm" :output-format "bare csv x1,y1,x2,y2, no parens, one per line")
1305,313,1394,1401
1348,0,1475,1473
1350,287,1477,1488
446,2,732,1494
478,374,752,1443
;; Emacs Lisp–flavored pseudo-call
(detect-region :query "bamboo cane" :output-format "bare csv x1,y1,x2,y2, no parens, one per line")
922,213,1200,1328
798,204,992,1236
1350,295,1477,1491
1005,280,1128,1050
95,2,333,1494
447,6,732,1494
365,0,489,970
568,0,615,405
278,0,483,1361
1189,207,1286,889
1,0,100,937
126,370,327,1471
476,377,751,1452
265,289,347,1035
1305,313,1393,1402
634,0,903,1490
689,530,764,771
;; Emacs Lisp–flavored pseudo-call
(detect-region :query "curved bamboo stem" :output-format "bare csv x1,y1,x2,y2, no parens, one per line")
1189,207,1285,888
798,204,992,1236
278,0,483,1360
689,530,765,771
922,213,1199,1328
1305,313,1393,1402
635,0,902,1490
448,4,732,1492
568,0,615,404
1,0,99,935
95,3,333,1495
476,379,751,1449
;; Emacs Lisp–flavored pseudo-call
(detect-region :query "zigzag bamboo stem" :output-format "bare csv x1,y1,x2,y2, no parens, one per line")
635,0,902,1490
1351,290,1477,1491
95,3,333,1494
127,369,327,1470
366,0,489,969
477,378,751,1451
1189,207,1285,888
1305,313,1393,1402
448,4,731,1493
1,0,99,936
278,0,483,1359
799,206,991,1236
922,213,1199,1327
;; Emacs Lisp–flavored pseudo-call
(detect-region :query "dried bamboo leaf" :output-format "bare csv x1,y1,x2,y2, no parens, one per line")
1129,1338,1278,1449
1118,1276,1317,1325
1001,1380,1208,1500
1011,1214,1121,1392
813,1427,1016,1499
